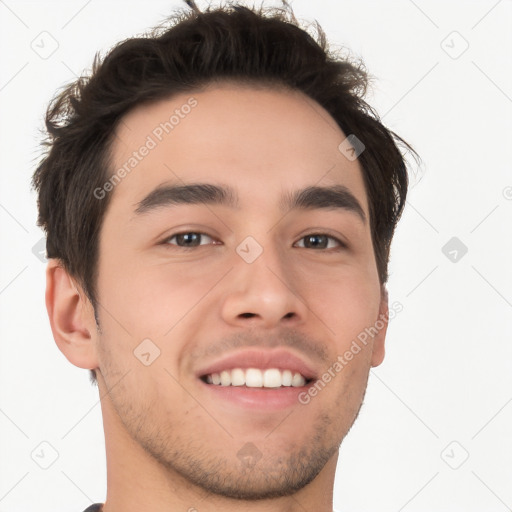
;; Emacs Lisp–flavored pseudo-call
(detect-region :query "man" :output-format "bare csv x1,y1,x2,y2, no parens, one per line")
32,1,413,511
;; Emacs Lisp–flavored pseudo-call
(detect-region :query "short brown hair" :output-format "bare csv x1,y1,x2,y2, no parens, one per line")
32,1,415,383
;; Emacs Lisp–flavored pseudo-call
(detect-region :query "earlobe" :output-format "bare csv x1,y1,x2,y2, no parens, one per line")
370,286,388,367
45,259,99,370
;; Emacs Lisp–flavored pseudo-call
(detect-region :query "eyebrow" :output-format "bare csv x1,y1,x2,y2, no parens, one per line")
133,182,366,223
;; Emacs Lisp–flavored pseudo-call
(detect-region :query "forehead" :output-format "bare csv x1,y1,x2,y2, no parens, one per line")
107,83,369,215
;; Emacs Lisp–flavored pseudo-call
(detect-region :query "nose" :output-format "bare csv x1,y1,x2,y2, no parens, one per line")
220,243,309,329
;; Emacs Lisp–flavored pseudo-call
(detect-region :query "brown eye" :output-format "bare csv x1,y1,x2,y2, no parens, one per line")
165,232,215,247
295,234,345,250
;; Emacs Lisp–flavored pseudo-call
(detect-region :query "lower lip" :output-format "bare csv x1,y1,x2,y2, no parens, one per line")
198,379,315,411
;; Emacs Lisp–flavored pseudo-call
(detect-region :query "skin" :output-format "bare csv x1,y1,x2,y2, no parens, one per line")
46,82,388,512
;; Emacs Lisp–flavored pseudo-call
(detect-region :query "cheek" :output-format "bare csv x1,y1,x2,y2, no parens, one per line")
296,263,381,346
97,253,229,338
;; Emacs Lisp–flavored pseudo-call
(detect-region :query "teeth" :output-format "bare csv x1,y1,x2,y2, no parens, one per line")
263,368,281,388
246,368,263,387
291,372,306,387
204,368,308,388
220,370,231,386
231,368,245,386
282,369,293,386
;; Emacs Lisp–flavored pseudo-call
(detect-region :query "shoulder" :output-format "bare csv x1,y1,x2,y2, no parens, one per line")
81,504,103,512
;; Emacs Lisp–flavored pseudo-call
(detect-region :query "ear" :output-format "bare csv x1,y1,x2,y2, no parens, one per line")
370,285,388,367
45,259,99,371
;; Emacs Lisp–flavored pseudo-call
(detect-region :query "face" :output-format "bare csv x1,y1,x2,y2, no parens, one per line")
93,83,387,499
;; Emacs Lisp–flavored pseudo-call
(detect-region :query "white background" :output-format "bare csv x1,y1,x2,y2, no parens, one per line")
0,0,511,511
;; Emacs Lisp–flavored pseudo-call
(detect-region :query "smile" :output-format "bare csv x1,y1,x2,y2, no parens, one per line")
201,367,312,388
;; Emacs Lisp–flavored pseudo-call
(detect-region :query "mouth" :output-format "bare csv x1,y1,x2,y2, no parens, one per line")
195,348,319,410
200,367,314,388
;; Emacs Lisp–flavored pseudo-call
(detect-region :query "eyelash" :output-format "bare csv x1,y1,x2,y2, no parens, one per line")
161,232,347,250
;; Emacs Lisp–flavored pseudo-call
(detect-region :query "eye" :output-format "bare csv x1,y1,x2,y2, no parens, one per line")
294,234,346,250
163,232,217,248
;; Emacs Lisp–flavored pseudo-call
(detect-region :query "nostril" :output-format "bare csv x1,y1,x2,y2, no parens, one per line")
240,312,256,318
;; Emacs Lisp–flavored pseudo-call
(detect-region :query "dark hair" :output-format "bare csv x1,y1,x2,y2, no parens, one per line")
32,1,415,384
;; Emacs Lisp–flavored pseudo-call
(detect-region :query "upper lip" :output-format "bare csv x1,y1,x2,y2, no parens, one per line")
195,348,318,381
